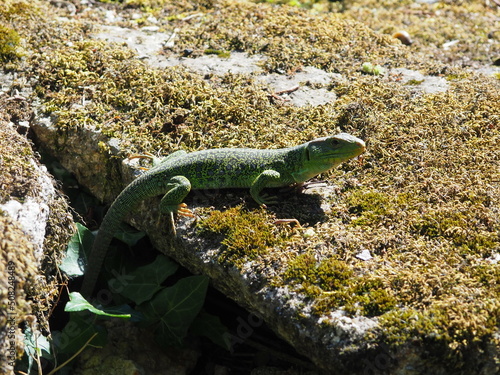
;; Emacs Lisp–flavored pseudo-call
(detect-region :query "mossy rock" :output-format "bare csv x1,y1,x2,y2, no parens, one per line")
0,118,74,373
3,0,499,373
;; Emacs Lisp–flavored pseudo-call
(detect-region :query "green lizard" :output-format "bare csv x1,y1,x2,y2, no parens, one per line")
81,133,366,297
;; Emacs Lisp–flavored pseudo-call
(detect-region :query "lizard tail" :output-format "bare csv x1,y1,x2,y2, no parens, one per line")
80,174,160,298
80,195,131,298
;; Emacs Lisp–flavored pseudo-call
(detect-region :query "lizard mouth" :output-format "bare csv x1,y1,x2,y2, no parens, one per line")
321,149,365,160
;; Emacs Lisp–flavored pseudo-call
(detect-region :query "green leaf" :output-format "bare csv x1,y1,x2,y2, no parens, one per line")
23,325,52,373
112,254,179,304
24,325,51,357
190,311,231,350
65,292,131,318
114,222,146,246
60,223,94,277
52,312,107,356
139,275,209,346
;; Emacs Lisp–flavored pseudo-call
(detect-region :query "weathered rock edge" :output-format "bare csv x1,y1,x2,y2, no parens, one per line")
0,119,74,375
31,114,500,375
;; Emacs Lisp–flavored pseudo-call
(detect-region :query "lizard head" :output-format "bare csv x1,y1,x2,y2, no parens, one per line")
293,133,366,182
306,133,366,165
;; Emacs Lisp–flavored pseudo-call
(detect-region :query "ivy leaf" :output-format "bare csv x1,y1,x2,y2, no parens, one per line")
52,312,107,356
112,254,179,305
139,275,209,346
190,311,231,350
60,223,93,277
65,292,131,318
114,222,146,246
23,325,52,373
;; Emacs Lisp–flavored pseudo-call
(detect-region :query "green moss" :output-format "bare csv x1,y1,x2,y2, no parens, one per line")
198,206,287,266
345,189,392,226
316,257,354,290
405,79,424,85
0,24,21,62
412,208,498,256
445,73,470,81
378,301,500,366
344,278,396,317
283,253,353,297
283,254,397,317
204,49,231,58
1,0,37,18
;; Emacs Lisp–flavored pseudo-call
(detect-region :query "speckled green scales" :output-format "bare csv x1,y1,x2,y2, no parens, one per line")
81,133,366,296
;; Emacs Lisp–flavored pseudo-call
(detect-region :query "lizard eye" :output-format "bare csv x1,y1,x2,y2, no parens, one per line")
330,139,340,147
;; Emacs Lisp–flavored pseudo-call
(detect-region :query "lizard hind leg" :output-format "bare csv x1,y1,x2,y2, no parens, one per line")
129,150,188,169
159,175,194,233
153,150,188,167
128,152,156,171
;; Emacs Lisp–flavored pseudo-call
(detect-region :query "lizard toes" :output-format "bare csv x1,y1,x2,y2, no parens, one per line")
177,203,195,217
259,194,279,206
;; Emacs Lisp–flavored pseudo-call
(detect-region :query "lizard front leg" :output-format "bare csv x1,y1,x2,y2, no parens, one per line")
159,175,194,233
250,169,282,207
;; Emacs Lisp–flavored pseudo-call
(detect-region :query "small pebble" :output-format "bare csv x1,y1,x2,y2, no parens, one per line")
393,31,412,46
302,227,316,238
442,39,459,50
356,249,373,261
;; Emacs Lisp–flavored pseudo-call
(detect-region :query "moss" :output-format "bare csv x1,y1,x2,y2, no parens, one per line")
10,0,500,368
378,301,500,367
198,206,288,266
283,253,353,298
343,0,498,70
412,207,498,257
258,0,337,10
29,36,353,155
445,73,470,81
344,278,396,317
0,0,38,19
204,49,231,58
283,254,397,317
0,24,22,62
0,213,39,372
346,188,419,226
405,79,424,85
156,0,410,74
345,189,395,226
0,120,38,204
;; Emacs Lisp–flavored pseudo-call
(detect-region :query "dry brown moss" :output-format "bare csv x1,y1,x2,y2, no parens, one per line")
0,121,39,204
0,214,38,373
31,37,353,155
275,73,500,364
341,0,499,69
160,0,411,74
